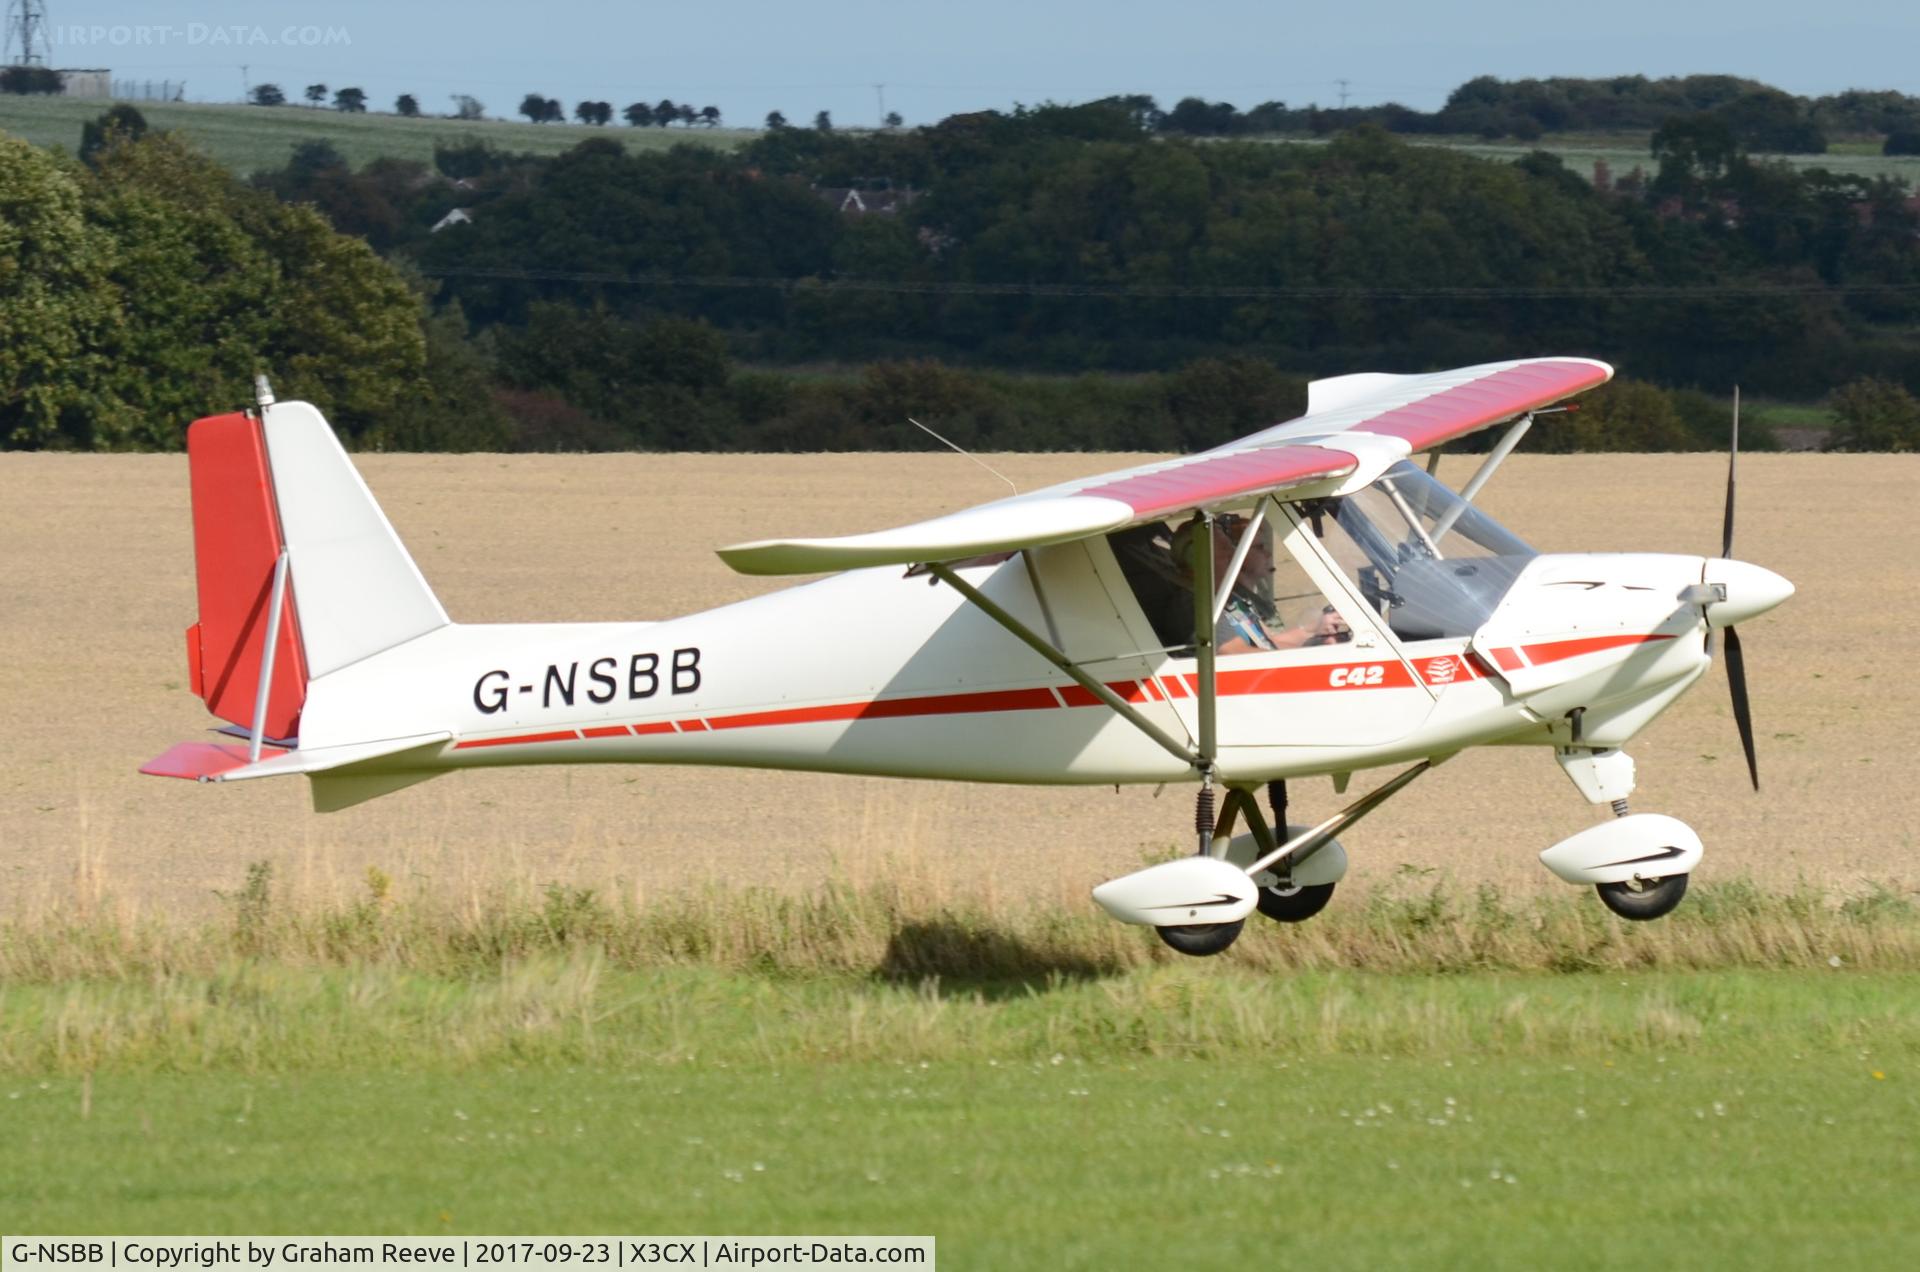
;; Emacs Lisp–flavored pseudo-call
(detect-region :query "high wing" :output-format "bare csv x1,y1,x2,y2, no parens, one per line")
718,357,1611,576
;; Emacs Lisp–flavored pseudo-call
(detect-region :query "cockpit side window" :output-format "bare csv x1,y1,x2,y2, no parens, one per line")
1107,508,1354,656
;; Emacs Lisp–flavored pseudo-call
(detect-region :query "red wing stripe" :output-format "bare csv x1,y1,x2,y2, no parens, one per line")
1080,445,1356,518
1356,361,1609,451
581,726,627,739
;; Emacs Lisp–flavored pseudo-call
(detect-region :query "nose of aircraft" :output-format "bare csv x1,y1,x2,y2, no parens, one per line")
1701,558,1795,628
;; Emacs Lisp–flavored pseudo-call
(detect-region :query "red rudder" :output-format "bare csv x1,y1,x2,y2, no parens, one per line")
185,412,308,740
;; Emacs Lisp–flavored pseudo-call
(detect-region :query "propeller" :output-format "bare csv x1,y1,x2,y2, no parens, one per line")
1716,387,1760,792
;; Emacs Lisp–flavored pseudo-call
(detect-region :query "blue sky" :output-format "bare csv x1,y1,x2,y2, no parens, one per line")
29,1,1920,126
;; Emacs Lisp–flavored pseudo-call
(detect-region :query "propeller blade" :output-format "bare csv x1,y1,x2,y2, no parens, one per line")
1721,387,1739,560
1723,624,1759,791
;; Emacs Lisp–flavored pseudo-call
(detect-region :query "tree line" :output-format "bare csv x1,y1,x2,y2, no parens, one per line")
204,72,1920,156
6,95,1920,452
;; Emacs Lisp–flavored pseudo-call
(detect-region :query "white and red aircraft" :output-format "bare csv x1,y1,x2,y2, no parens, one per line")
142,357,1792,956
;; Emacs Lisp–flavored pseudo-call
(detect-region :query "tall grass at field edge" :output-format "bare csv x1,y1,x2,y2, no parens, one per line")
2,866,1913,1073
3,861,1914,982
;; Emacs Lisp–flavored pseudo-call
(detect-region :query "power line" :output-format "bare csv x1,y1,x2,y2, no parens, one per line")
418,265,1920,301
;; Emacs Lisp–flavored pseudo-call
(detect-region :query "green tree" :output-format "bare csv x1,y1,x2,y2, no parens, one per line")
79,104,148,168
624,101,653,127
395,94,420,117
765,110,787,130
520,93,553,123
1651,112,1741,200
1717,88,1825,153
1827,377,1920,451
0,65,62,94
361,301,513,450
1531,379,1701,452
0,138,125,448
449,94,486,121
305,83,328,106
813,110,833,132
333,87,368,113
248,83,286,107
85,132,427,444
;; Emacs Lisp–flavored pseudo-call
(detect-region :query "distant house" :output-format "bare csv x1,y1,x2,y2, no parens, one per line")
56,68,110,97
814,181,917,216
430,208,474,233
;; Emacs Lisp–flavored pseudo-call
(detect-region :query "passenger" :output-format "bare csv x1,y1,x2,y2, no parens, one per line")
1171,514,1352,654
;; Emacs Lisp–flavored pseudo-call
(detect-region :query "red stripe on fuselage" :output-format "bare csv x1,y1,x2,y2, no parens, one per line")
1521,633,1675,665
453,729,581,750
450,633,1640,751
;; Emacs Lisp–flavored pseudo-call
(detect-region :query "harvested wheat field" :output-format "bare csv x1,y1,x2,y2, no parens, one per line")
0,449,1912,920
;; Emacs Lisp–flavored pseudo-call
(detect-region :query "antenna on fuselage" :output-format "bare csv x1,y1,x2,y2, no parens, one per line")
906,416,1018,496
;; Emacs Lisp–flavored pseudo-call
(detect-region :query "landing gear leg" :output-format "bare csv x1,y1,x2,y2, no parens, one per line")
1155,772,1245,956
1253,779,1335,922
1546,750,1700,921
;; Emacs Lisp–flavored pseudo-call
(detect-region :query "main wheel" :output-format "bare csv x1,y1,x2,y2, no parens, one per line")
1255,879,1336,923
1596,873,1689,921
1155,920,1245,957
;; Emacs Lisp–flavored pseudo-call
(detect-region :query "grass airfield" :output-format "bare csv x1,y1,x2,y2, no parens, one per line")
6,962,1916,1265
2,449,1918,1260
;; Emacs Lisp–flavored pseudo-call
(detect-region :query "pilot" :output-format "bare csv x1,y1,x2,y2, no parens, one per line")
1171,514,1352,655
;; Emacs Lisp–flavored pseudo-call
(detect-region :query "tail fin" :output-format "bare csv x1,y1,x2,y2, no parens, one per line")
257,401,447,679
181,402,446,742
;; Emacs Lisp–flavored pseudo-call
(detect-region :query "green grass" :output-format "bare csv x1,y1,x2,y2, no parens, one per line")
3,975,1915,1266
3,877,1915,1258
0,97,748,175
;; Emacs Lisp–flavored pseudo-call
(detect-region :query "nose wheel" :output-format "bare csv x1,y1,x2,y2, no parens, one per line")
1155,920,1247,956
1595,874,1689,920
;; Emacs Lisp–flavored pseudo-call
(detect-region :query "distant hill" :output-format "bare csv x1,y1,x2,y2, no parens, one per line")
0,97,749,175
8,96,1918,191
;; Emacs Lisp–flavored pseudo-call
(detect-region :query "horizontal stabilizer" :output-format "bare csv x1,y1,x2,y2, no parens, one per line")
141,741,290,781
141,732,449,785
310,767,442,812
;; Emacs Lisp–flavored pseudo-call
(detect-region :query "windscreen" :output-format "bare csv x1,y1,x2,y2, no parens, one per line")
1309,461,1536,641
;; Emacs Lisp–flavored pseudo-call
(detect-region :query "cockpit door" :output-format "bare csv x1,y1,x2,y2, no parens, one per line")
1100,499,1439,752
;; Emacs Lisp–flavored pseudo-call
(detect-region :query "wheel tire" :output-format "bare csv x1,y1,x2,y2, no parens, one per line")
1256,880,1336,923
1155,920,1245,957
1596,873,1689,921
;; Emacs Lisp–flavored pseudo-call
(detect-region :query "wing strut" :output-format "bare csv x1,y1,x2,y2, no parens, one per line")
1187,512,1221,853
1429,408,1552,542
926,563,1200,770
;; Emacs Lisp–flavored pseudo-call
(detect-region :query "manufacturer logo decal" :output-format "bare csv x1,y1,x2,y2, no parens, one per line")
1425,656,1459,685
